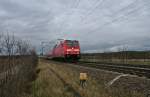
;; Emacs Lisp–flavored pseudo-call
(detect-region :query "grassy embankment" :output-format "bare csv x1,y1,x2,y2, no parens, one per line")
0,55,38,97
29,59,146,97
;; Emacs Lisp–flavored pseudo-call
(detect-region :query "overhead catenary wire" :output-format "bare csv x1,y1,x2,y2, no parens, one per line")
82,0,139,25
60,0,105,35
59,0,147,37
80,0,105,23
112,0,139,16
59,0,81,34
84,0,148,34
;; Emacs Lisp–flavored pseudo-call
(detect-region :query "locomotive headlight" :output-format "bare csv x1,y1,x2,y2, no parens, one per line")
74,49,79,51
67,49,72,51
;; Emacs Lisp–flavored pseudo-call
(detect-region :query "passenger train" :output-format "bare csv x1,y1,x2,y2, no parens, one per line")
47,40,81,61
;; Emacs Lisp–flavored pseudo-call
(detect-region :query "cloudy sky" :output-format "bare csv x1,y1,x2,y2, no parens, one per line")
0,0,150,53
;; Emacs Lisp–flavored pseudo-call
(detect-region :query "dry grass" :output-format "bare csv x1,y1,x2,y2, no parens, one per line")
0,55,38,97
29,59,149,97
47,61,108,97
29,60,76,97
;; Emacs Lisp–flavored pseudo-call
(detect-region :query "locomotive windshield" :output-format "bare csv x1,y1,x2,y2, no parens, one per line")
66,40,79,47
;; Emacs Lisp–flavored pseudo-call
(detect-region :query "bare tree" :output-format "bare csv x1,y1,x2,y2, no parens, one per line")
0,33,3,54
16,39,31,55
1,33,17,56
0,33,38,97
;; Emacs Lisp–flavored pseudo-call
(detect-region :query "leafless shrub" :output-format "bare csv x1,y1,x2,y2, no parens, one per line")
0,33,38,97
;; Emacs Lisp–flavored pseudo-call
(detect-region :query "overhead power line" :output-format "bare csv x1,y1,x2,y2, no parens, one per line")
59,0,81,34
85,0,148,34
83,0,139,25
80,0,105,23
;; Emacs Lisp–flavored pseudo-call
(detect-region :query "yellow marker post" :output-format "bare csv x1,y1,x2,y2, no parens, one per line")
79,73,87,88
80,73,87,80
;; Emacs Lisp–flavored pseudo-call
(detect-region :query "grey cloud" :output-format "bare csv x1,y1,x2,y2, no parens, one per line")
0,0,150,53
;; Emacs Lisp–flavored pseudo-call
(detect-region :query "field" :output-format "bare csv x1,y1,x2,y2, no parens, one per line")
28,59,150,97
1,56,150,97
81,52,150,65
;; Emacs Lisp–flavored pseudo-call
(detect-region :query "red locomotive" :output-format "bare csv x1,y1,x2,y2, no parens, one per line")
48,40,81,61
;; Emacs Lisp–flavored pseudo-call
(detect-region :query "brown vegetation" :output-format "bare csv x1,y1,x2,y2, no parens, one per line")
30,59,149,97
81,51,150,65
0,34,38,97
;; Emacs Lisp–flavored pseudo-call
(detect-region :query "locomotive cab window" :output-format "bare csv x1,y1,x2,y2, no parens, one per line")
73,41,79,46
66,40,79,47
54,44,57,48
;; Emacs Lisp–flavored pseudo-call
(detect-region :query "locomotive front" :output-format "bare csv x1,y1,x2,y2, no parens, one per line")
64,40,81,60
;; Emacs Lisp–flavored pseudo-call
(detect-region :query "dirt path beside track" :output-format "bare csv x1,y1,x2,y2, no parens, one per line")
48,67,82,97
29,60,84,97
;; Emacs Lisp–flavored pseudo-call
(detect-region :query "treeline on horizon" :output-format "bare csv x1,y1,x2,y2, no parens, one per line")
82,51,150,59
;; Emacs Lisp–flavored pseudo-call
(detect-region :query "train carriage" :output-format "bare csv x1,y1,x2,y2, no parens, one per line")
48,40,81,61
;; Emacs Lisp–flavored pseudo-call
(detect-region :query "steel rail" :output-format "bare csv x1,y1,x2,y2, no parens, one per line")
79,61,150,68
76,61,150,78
41,57,150,78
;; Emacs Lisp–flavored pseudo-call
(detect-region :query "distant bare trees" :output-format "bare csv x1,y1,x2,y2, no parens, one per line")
117,46,128,64
0,34,31,56
82,46,150,64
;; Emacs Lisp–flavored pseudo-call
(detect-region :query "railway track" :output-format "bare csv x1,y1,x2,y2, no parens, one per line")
42,57,150,78
75,61,150,78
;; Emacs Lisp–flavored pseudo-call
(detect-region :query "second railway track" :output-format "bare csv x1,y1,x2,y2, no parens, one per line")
75,61,150,78
42,58,150,78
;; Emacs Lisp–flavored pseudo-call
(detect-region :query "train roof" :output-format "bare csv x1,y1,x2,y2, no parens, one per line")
58,39,79,43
